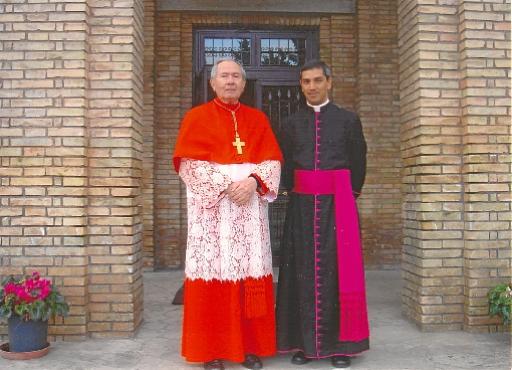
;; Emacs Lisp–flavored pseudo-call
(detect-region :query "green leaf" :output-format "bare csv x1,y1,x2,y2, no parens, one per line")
489,305,499,316
0,306,12,322
488,283,512,325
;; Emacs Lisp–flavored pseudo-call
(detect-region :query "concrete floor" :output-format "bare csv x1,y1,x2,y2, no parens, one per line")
1,269,510,370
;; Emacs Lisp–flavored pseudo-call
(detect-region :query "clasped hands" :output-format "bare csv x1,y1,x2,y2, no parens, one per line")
224,176,257,206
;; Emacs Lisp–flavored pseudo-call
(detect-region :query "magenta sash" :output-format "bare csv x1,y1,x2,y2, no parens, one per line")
293,169,369,342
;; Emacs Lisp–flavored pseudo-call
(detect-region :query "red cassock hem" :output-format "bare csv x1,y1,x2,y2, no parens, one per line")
181,275,276,363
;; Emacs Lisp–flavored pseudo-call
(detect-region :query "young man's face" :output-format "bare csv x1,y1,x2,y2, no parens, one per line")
210,60,246,104
300,67,332,106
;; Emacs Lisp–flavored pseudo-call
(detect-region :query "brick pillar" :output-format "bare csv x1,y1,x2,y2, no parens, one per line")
0,0,89,340
458,0,511,332
0,0,145,339
86,0,145,337
357,0,402,267
399,1,465,330
399,0,510,332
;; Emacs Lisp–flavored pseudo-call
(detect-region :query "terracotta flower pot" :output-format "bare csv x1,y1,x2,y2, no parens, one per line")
0,342,50,361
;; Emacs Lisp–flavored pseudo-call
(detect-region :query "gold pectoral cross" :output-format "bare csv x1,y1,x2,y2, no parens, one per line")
232,135,245,155
229,110,245,155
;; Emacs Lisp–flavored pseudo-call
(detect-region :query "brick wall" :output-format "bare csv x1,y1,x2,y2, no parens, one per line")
142,0,155,269
153,12,183,268
152,10,403,269
399,0,511,332
0,0,145,339
357,0,402,267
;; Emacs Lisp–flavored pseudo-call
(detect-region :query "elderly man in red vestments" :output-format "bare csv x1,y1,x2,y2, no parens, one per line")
173,59,282,370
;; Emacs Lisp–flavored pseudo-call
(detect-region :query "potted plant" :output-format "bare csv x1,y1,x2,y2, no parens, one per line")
0,271,69,359
488,282,512,326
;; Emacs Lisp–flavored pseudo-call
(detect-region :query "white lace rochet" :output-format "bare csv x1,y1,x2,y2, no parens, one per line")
179,158,281,282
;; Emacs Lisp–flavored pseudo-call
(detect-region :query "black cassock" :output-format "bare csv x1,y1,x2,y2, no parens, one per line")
276,102,369,357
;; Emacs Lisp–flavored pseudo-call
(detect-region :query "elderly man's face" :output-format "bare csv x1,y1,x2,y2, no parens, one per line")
210,60,246,104
300,67,332,106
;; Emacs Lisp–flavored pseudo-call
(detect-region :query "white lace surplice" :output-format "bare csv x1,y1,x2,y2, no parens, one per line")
179,159,281,282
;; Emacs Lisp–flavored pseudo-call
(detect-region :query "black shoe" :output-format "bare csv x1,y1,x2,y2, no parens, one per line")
204,359,224,370
241,354,263,369
331,355,351,368
291,351,311,365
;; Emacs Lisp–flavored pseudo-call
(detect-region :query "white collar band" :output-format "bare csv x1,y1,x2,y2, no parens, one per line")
307,99,330,112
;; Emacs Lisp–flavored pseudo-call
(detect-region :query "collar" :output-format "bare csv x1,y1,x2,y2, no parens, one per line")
306,99,330,112
213,98,241,112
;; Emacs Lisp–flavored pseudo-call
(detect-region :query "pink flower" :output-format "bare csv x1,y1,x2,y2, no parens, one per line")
2,274,53,304
1,271,69,321
3,282,16,295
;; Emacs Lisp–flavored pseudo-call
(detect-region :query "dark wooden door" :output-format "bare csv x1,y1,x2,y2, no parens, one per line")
194,29,318,263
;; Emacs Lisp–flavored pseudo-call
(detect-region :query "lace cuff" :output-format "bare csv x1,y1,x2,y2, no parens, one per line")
252,160,281,202
178,158,232,208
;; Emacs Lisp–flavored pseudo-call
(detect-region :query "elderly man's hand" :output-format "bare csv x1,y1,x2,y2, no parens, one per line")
227,177,257,206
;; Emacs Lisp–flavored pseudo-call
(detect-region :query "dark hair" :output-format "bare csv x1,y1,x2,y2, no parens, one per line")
300,60,332,79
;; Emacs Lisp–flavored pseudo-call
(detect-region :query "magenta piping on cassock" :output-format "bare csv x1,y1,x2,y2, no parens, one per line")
312,112,321,355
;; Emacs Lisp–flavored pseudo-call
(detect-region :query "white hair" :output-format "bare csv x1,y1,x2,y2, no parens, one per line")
210,59,247,80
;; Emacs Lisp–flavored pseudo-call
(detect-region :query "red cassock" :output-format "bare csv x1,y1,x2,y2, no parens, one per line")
174,98,282,363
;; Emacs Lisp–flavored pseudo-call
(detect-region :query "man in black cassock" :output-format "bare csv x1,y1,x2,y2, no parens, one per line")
276,60,369,368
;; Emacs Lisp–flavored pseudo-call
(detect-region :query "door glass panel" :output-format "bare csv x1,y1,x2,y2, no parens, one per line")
260,38,306,66
204,37,251,65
